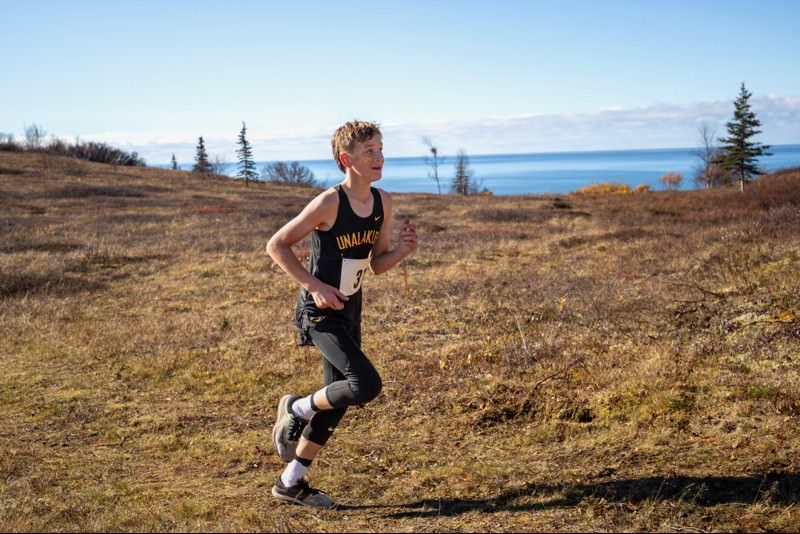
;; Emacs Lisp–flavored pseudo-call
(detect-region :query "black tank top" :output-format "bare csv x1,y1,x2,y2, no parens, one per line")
295,185,384,343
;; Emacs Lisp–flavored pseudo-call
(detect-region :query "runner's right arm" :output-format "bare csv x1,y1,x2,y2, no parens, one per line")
267,190,349,310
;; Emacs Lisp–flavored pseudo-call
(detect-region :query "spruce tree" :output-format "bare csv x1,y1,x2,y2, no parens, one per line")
717,82,771,192
171,153,179,171
193,137,212,175
452,149,473,195
236,121,258,187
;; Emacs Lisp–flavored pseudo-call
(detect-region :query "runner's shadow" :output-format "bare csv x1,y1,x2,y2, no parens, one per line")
359,472,800,519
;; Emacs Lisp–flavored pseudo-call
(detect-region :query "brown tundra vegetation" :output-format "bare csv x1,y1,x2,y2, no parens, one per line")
1,152,799,532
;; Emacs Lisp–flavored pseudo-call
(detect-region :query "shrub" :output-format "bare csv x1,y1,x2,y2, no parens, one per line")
66,141,146,167
660,172,683,192
2,124,145,166
747,171,800,210
576,183,633,195
0,133,21,152
635,184,651,193
261,161,317,187
46,137,70,155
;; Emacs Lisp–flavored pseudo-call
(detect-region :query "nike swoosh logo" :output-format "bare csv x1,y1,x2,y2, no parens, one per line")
374,215,382,221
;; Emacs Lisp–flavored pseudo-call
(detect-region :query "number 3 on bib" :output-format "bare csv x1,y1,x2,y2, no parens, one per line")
339,257,371,297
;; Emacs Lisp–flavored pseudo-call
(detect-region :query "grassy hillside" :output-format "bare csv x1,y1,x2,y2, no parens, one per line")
1,152,799,532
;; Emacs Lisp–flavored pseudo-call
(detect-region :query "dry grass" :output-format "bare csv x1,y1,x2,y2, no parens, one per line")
2,152,799,532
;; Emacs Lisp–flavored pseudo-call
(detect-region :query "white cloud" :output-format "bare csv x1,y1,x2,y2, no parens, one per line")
383,95,800,156
79,96,800,164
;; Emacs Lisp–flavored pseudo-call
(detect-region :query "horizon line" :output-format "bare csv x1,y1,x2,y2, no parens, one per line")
158,142,800,166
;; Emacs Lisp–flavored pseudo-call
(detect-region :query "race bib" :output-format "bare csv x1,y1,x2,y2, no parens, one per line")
339,257,371,296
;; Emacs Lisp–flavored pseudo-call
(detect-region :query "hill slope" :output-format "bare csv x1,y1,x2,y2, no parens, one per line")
2,152,799,531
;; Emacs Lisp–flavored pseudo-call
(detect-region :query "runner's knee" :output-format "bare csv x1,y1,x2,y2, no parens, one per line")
349,368,382,404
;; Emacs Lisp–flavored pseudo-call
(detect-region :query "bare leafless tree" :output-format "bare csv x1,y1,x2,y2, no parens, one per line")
694,122,725,189
422,136,443,195
211,154,228,177
24,123,47,151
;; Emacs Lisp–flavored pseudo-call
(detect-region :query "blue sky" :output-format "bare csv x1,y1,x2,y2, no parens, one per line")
2,0,798,164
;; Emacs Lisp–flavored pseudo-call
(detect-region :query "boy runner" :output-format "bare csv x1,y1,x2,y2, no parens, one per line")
266,120,418,508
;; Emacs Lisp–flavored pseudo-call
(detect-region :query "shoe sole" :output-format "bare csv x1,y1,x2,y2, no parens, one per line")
271,485,335,509
272,394,294,463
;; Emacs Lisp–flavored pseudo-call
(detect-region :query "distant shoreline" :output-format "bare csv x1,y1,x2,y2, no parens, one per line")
159,144,800,196
156,143,800,168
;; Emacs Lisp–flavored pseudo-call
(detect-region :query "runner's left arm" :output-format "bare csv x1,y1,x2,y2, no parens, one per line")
369,190,418,275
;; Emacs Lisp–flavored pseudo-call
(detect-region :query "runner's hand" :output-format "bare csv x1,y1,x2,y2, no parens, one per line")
399,219,418,254
310,283,349,310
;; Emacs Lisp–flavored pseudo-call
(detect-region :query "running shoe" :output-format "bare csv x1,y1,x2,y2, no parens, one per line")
272,394,308,463
271,477,335,509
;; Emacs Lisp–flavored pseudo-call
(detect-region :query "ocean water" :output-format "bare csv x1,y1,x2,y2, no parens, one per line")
190,144,800,196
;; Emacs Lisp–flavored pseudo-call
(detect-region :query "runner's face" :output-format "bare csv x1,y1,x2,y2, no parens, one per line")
346,134,383,183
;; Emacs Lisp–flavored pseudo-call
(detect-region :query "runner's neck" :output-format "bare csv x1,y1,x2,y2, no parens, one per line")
341,179,372,204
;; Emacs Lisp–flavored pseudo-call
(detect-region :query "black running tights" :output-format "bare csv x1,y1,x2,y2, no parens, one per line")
301,320,382,446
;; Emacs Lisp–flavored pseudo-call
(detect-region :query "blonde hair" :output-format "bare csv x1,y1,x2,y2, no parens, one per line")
331,120,382,173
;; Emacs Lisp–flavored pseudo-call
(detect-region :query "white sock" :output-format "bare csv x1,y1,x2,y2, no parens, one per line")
291,394,319,420
280,459,310,487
